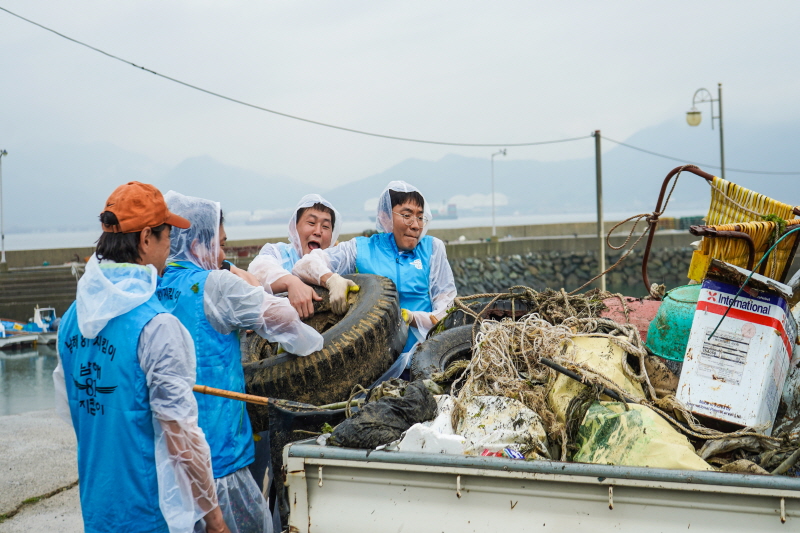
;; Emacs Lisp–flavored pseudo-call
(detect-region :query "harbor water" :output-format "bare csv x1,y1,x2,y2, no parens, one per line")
0,344,59,416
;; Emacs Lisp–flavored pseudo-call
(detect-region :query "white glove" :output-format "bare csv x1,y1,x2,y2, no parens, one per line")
325,274,358,315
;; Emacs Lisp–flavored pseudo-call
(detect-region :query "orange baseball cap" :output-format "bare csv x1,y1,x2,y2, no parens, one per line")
101,182,191,233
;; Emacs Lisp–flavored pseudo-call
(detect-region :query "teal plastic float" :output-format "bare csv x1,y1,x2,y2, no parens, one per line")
645,284,702,362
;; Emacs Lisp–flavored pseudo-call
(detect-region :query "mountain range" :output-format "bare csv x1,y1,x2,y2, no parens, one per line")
4,117,799,233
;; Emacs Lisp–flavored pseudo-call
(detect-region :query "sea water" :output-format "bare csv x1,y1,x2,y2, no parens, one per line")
0,344,58,416
3,210,703,251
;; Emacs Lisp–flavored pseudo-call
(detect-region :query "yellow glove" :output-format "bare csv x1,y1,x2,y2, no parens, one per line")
401,308,412,325
326,274,359,315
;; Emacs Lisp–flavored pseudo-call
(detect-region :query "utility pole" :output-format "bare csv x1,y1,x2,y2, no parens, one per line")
0,149,7,271
717,83,725,180
490,149,507,238
594,131,605,291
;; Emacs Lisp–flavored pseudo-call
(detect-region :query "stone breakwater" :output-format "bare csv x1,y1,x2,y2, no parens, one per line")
449,247,694,297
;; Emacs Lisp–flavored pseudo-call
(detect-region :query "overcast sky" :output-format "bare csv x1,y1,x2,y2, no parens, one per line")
2,1,800,189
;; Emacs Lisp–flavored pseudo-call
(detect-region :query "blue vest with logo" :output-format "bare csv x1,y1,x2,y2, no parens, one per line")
275,242,301,271
60,287,168,533
158,262,254,478
356,233,433,352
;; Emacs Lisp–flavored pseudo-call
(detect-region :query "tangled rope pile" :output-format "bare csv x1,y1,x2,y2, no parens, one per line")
448,286,783,462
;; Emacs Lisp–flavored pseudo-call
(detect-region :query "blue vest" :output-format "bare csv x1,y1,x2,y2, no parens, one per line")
158,262,254,478
60,285,168,533
356,233,433,352
275,242,301,271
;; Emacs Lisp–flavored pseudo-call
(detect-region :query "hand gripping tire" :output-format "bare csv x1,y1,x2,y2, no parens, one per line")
243,274,406,432
410,325,473,381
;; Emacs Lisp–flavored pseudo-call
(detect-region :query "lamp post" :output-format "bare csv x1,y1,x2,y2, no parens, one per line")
686,83,725,179
0,149,7,269
491,149,506,238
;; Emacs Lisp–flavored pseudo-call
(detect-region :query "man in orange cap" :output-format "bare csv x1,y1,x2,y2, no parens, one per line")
53,182,230,533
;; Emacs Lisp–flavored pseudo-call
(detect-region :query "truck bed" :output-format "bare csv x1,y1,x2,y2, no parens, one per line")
285,441,800,532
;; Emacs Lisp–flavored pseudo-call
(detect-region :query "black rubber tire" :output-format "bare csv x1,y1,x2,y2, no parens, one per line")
244,274,406,432
431,300,530,337
411,325,473,381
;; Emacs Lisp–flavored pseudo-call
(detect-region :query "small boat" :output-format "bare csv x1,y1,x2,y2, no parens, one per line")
0,307,60,347
27,307,59,344
0,326,38,350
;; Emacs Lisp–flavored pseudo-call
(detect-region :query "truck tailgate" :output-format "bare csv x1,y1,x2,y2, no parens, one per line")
285,442,800,532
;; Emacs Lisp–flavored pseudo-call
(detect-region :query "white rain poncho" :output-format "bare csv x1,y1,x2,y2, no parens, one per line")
76,254,159,339
292,181,456,340
289,194,342,256
249,194,341,289
53,255,219,533
165,191,221,271
165,191,323,355
375,180,433,238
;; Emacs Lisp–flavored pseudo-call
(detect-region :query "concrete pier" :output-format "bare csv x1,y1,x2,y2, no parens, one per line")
0,409,82,532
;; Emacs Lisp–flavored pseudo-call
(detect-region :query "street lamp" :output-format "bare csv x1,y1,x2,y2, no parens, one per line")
491,149,506,238
0,149,7,269
686,83,725,179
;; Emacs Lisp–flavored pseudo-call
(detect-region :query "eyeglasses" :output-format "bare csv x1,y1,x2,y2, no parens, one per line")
393,211,429,227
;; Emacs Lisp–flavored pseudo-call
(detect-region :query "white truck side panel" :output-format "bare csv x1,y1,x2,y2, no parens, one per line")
285,444,800,533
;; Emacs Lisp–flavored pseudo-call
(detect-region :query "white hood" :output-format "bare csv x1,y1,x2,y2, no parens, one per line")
76,254,158,339
288,194,341,257
375,180,433,238
165,191,221,271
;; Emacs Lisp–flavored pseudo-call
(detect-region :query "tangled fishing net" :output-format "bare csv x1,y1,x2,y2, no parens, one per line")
448,286,787,463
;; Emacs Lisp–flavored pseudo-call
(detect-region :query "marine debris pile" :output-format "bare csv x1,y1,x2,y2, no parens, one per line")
323,285,800,477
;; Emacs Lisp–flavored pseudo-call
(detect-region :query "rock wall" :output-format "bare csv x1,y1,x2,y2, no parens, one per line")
449,247,694,297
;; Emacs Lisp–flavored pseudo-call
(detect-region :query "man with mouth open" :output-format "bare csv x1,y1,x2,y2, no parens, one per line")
248,194,340,319
292,181,457,380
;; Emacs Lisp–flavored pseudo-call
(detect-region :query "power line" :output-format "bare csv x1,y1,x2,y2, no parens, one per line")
0,6,592,148
603,136,800,176
6,6,798,172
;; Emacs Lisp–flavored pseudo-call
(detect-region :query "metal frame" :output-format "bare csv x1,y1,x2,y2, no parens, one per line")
688,225,756,271
641,165,800,292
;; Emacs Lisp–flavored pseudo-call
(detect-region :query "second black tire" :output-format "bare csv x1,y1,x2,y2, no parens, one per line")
411,325,473,381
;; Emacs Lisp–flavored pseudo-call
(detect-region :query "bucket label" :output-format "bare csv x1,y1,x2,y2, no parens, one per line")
696,279,792,361
698,327,749,385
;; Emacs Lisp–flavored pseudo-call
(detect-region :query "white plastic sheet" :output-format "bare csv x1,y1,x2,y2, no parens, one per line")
456,396,550,459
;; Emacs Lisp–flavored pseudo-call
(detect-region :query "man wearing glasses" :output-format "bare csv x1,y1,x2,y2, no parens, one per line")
292,181,456,379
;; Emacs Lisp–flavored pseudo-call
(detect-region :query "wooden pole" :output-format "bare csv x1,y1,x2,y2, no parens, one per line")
193,384,271,406
192,384,360,410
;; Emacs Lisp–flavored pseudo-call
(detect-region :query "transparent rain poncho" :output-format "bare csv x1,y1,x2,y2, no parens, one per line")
76,254,159,339
249,194,341,289
292,181,456,342
375,180,433,238
53,255,219,533
165,191,323,355
165,191,221,271
289,194,342,257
